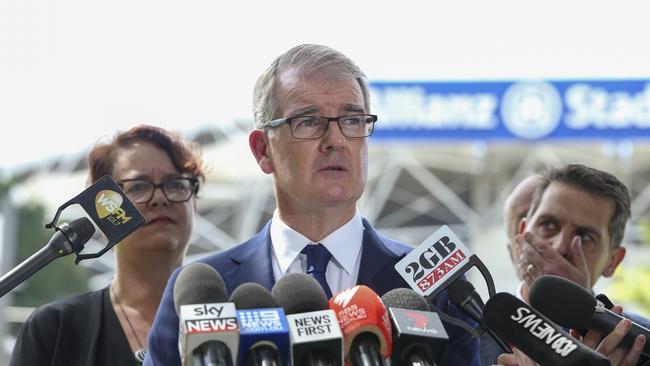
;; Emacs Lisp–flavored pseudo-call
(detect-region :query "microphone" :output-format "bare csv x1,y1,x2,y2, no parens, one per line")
1,175,146,298
230,282,290,366
381,288,447,366
174,263,239,366
393,225,495,300
448,278,511,353
482,292,611,366
530,274,650,356
272,273,343,366
328,285,391,366
0,217,95,297
393,225,496,337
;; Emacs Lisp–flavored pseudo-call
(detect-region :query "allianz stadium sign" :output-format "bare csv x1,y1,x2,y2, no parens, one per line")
369,79,650,140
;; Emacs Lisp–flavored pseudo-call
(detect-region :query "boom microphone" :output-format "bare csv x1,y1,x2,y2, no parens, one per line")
483,292,610,366
0,217,95,297
230,282,290,366
174,263,239,366
381,288,447,366
328,285,391,366
530,275,650,356
272,273,343,366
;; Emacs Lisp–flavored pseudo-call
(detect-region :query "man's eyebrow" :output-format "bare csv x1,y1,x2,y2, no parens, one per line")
535,213,557,223
287,104,365,117
288,106,319,117
342,104,365,113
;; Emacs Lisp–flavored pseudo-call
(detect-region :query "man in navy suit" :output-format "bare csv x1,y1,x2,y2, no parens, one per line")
144,44,480,365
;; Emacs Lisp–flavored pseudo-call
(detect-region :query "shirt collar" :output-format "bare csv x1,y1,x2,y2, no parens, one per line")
270,208,364,275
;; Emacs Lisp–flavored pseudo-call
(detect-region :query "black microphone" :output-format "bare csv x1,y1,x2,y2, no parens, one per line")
272,273,343,366
0,217,95,298
381,288,447,366
483,292,611,366
393,225,497,338
230,282,290,366
530,275,650,356
448,278,511,353
174,263,239,366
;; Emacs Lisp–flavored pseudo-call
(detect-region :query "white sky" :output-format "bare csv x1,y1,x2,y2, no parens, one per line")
1,0,649,173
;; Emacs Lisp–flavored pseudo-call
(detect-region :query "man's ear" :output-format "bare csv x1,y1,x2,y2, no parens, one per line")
249,130,273,174
602,246,626,278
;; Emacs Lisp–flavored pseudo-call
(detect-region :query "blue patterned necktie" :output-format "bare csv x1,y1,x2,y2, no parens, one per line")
301,244,333,299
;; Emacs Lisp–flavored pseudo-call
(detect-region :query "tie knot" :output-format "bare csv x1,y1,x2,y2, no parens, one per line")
301,244,332,274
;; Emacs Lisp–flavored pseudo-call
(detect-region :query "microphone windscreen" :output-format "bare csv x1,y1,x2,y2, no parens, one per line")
381,288,430,311
330,285,393,359
229,282,278,309
529,275,596,329
271,273,328,314
68,217,96,250
173,263,228,313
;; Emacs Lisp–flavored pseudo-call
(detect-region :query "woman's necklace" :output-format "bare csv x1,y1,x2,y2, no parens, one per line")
110,285,147,364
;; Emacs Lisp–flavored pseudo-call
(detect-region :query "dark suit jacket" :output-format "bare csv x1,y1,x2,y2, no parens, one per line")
144,219,480,365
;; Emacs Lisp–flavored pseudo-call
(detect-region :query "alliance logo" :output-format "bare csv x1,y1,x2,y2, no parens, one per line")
500,81,563,139
95,190,132,225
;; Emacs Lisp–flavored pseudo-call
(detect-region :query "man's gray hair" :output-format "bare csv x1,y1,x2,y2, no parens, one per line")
252,44,370,130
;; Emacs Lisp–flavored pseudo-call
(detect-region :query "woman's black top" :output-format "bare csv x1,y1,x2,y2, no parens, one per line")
10,286,137,366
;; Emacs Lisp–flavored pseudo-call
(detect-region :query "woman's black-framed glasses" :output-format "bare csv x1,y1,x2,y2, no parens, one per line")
118,177,198,204
266,114,377,140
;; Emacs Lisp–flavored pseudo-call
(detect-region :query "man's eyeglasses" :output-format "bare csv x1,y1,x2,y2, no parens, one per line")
266,114,377,140
117,177,198,204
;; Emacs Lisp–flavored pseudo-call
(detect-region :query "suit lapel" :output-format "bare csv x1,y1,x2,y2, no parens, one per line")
222,222,276,293
356,219,410,296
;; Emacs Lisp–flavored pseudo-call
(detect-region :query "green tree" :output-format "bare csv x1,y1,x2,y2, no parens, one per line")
606,265,650,318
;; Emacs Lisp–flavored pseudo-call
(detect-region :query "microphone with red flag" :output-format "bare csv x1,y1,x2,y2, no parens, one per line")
328,285,392,366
